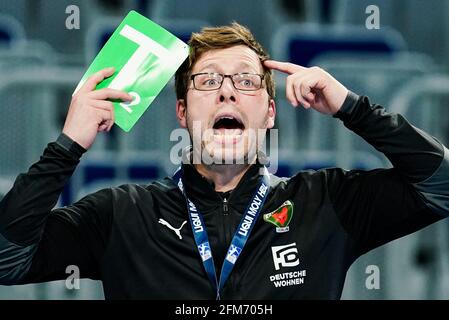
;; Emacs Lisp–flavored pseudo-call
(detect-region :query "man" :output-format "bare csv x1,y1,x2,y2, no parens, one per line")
0,22,448,299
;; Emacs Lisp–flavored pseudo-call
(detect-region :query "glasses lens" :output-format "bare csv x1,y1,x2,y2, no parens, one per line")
194,73,222,90
232,74,262,91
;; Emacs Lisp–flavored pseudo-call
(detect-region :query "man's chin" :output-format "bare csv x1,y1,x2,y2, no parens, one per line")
206,147,244,165
199,144,252,165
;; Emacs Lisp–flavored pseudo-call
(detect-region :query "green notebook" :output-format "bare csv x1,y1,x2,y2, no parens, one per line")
74,11,189,132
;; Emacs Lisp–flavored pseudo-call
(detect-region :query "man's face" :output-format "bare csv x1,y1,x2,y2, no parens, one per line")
176,45,276,164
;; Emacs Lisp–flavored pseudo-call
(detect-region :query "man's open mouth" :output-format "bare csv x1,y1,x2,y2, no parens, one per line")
212,114,245,136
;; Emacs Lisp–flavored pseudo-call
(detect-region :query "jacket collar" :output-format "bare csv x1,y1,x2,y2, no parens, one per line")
179,148,267,215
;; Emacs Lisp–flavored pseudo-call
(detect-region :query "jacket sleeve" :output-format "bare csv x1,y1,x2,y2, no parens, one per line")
0,134,112,285
327,92,449,255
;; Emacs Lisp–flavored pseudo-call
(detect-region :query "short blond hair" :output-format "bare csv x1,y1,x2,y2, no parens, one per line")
175,22,275,101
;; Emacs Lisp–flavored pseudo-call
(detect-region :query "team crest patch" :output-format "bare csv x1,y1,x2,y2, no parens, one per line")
263,200,294,233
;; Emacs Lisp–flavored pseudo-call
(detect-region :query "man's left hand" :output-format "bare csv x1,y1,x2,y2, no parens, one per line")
264,60,349,115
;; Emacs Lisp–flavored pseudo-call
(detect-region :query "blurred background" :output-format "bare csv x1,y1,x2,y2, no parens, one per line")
1,0,449,300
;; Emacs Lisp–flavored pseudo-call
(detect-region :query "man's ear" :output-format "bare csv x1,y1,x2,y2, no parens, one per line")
266,98,276,129
176,99,187,128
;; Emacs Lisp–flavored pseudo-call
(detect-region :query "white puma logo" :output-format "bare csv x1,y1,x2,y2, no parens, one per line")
158,219,187,240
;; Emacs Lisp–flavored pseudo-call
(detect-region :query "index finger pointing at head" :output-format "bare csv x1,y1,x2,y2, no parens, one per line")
78,67,116,94
263,60,306,75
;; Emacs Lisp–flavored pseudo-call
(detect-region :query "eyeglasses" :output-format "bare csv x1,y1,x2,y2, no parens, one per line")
190,72,265,91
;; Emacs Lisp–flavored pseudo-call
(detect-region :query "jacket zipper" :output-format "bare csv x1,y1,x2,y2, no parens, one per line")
223,198,229,215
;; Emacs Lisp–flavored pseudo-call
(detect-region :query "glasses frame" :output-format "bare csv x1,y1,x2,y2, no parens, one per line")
190,72,265,92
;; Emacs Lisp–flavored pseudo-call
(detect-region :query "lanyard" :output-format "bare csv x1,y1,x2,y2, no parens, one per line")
175,166,270,299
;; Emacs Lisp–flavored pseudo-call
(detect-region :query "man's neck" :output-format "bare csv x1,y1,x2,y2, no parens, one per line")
194,163,251,192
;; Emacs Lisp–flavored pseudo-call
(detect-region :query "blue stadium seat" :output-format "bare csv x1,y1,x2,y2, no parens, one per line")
332,0,449,66
63,151,168,205
128,162,162,181
271,23,407,66
0,14,25,45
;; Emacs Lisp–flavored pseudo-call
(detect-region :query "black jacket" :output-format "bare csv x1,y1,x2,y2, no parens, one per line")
0,92,448,299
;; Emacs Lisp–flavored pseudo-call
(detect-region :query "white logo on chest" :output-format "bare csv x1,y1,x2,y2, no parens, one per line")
271,243,300,270
158,219,187,240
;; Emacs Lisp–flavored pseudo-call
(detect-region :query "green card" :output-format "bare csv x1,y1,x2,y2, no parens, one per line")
74,10,189,132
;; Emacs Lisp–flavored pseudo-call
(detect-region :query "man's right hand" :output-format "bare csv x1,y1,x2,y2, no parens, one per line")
62,67,133,150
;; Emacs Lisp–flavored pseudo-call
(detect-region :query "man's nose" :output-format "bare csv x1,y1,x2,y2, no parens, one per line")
218,76,237,103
